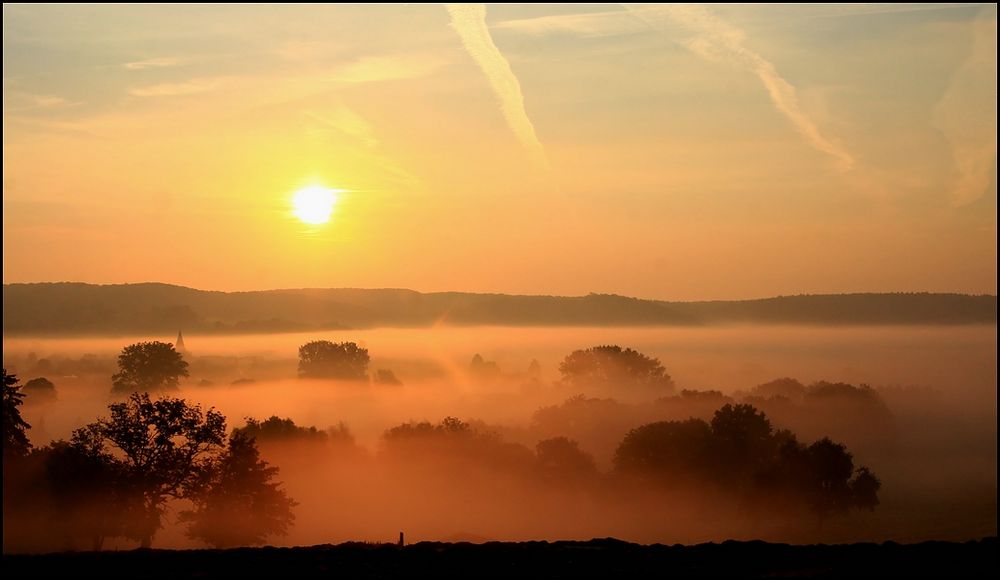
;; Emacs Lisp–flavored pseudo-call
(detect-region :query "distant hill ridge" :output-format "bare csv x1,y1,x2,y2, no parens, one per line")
2,282,996,335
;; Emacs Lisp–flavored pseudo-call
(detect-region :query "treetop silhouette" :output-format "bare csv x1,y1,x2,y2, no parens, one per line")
111,341,189,395
559,345,674,392
297,340,370,380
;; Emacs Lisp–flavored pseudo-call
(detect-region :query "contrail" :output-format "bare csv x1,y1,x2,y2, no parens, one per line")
627,4,854,171
446,4,548,169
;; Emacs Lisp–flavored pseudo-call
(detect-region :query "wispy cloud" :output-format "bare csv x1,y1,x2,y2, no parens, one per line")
329,54,447,84
808,3,986,18
932,9,997,206
3,91,77,114
493,10,644,38
128,77,231,97
304,106,422,188
29,94,68,108
627,4,854,171
305,106,378,148
274,40,332,61
446,4,548,169
124,57,182,70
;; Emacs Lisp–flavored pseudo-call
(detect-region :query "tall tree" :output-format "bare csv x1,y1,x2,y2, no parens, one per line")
73,393,226,547
181,432,297,547
2,369,31,459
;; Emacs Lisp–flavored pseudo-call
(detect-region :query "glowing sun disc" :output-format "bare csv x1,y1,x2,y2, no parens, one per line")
292,185,338,224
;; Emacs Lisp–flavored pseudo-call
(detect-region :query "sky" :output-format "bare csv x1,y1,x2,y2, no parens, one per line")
2,3,996,301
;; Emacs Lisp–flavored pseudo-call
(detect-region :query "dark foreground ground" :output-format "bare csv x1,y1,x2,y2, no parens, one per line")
4,538,997,579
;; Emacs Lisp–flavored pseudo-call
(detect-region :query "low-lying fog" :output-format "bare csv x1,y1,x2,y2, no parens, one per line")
3,325,996,549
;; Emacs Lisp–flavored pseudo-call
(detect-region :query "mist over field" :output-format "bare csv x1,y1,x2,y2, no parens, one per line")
4,324,995,550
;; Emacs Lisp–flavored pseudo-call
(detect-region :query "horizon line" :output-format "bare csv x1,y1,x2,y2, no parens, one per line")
3,280,997,304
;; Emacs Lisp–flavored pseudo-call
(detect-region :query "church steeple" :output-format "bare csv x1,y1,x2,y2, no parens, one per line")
175,330,187,353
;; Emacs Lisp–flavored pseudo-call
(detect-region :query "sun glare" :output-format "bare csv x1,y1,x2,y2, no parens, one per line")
291,185,339,225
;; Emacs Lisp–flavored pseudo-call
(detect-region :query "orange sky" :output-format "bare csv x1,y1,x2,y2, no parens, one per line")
3,4,996,300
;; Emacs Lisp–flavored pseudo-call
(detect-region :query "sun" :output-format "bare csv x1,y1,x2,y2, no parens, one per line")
291,185,339,225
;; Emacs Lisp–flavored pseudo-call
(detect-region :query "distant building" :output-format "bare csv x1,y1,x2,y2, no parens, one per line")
175,330,188,354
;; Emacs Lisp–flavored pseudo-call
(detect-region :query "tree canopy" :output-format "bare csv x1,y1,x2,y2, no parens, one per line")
297,341,370,380
181,431,297,547
535,437,598,486
22,377,57,404
111,341,189,395
39,439,131,550
614,404,881,522
559,345,674,393
72,393,227,547
237,416,328,444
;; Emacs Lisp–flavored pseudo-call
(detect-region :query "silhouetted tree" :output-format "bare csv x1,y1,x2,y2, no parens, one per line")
384,416,476,443
237,416,328,444
181,432,297,547
527,359,542,379
710,404,776,483
613,404,882,523
613,418,713,486
111,341,189,395
327,422,357,447
374,369,402,385
654,389,735,421
73,393,226,547
23,377,57,404
2,370,31,459
559,345,674,393
743,379,897,458
297,341,369,380
850,466,882,511
752,377,806,400
469,354,502,381
530,395,640,466
787,437,875,522
41,440,136,550
803,381,894,431
535,437,597,486
382,417,534,478
3,369,34,550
